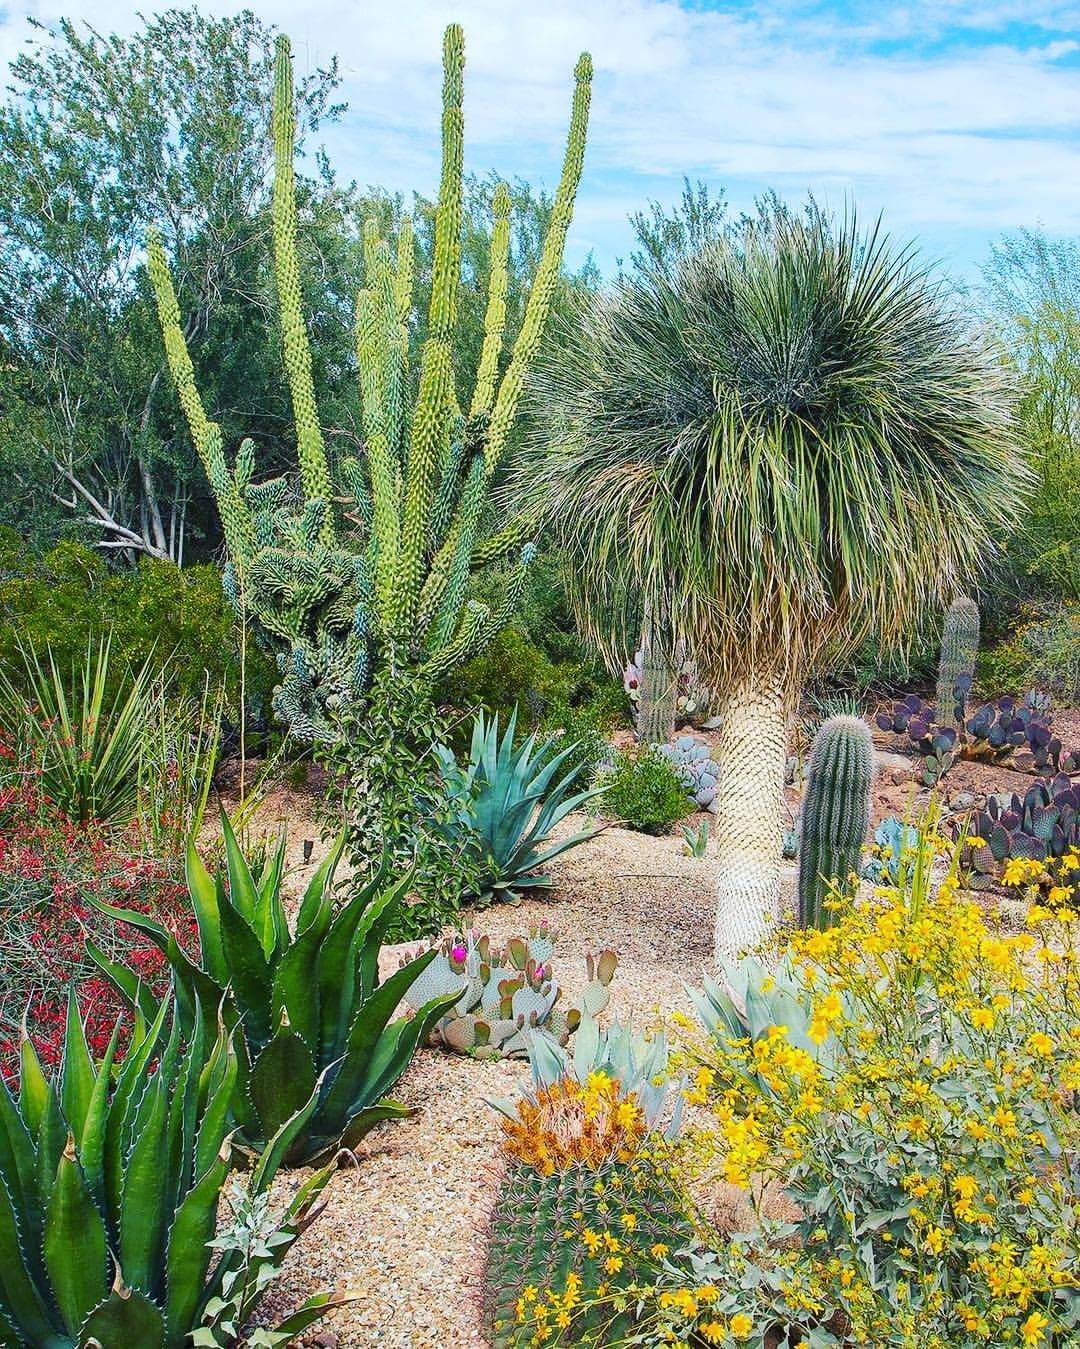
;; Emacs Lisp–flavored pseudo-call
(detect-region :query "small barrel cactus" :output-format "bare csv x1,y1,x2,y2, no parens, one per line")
936,595,980,730
798,715,875,929
401,923,617,1059
484,1017,691,1347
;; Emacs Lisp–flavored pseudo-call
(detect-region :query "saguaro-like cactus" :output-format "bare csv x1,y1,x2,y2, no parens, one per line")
936,595,980,731
798,714,874,929
148,28,592,743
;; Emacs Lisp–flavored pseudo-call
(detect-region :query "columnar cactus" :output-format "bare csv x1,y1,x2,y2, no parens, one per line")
636,599,677,744
936,595,980,730
797,714,875,928
148,28,592,742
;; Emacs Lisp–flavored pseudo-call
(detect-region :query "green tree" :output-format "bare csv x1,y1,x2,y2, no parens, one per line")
523,206,1029,958
983,228,1080,602
0,9,346,559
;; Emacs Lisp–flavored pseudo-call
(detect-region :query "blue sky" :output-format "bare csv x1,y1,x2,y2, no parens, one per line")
1,0,1077,284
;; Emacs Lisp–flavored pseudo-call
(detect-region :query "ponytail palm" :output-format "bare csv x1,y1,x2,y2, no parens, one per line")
524,208,1029,958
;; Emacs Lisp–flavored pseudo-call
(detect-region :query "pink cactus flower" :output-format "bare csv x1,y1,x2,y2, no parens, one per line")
450,943,467,963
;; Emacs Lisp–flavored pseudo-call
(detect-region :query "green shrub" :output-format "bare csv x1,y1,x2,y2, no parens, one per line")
538,701,613,787
977,601,1080,705
0,531,275,713
601,744,690,834
437,625,570,725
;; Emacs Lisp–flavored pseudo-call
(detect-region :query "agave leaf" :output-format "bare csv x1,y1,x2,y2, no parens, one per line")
184,841,226,984
0,1174,64,1347
163,1142,230,1343
44,1135,109,1336
78,1279,166,1348
249,1033,318,1143
118,1076,169,1296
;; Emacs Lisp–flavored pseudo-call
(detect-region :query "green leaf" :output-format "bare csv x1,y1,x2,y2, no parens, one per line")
0,1175,64,1346
163,1145,229,1345
83,940,160,1025
44,1135,109,1335
78,1020,121,1211
216,896,273,1046
184,840,226,984
219,808,259,926
59,991,96,1143
78,1279,166,1348
248,1033,317,1143
295,830,345,937
118,1079,169,1296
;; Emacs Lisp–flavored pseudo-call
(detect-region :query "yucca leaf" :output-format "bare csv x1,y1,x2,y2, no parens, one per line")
44,1135,109,1335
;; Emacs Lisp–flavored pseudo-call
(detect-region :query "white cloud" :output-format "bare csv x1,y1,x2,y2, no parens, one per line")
1,0,1077,275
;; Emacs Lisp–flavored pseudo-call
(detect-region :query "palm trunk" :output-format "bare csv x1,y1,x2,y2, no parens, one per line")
713,677,789,963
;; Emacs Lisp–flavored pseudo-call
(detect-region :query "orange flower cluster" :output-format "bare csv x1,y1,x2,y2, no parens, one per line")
502,1071,646,1174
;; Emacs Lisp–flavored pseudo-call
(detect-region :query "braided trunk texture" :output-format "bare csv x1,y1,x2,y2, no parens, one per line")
713,678,788,963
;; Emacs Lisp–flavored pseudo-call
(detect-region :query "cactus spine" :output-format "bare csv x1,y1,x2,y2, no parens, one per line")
797,714,874,929
148,28,592,744
936,595,980,730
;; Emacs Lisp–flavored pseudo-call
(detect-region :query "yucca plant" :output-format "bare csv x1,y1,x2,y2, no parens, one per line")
88,812,458,1166
0,635,155,824
522,205,1030,959
431,709,604,904
0,994,343,1347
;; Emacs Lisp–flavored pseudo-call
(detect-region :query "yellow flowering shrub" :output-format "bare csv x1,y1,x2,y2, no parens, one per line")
1002,849,1080,911
645,820,1080,1347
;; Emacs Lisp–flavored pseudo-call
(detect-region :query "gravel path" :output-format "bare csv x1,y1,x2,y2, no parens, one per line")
259,823,734,1348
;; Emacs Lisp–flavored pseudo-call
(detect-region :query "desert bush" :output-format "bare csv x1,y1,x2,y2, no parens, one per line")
601,744,691,834
0,530,275,711
644,818,1080,1348
0,735,188,1076
978,602,1080,706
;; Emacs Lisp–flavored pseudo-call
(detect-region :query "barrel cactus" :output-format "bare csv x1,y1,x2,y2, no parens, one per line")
797,715,875,928
935,595,980,730
484,1016,691,1347
401,924,616,1058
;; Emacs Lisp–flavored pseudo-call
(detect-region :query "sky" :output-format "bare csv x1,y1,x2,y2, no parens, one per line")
0,0,1077,283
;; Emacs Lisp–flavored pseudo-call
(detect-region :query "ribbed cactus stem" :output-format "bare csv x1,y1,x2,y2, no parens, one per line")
637,604,676,745
470,182,511,418
797,714,874,930
935,595,980,731
272,35,334,540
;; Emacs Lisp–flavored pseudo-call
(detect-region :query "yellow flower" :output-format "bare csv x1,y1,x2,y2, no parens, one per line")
1026,1032,1055,1058
650,1243,670,1260
730,1312,754,1339
969,1006,995,1031
1020,1310,1050,1346
700,1322,725,1345
620,1212,637,1231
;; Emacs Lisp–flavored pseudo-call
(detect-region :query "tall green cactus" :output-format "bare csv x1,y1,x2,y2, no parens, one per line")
936,594,980,731
148,27,592,744
797,714,874,929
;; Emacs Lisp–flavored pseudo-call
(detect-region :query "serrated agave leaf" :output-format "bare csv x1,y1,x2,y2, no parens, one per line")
78,1279,165,1347
163,1141,230,1342
295,830,346,937
118,1077,169,1296
83,939,161,1026
249,1033,318,1143
44,1135,109,1335
59,991,96,1143
0,1174,61,1345
185,839,226,984
218,807,259,927
76,1018,121,1211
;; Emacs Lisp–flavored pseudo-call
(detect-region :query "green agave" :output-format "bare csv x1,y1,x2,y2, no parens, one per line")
432,708,604,904
89,813,458,1166
0,995,341,1348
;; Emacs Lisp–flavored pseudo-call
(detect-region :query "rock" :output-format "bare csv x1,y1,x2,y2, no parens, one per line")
950,791,977,810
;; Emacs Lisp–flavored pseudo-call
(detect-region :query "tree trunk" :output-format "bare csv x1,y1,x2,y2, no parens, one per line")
713,677,789,963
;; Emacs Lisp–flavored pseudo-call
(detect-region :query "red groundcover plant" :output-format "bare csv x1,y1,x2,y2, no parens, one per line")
0,730,193,1079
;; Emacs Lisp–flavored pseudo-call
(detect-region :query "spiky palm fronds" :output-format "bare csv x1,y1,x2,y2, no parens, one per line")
521,208,1030,691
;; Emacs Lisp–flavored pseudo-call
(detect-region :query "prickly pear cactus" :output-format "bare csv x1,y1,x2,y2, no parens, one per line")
657,734,721,812
401,924,617,1059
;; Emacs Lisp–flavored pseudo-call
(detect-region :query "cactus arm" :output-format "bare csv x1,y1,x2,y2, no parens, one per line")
482,54,592,476
470,183,512,418
427,455,486,649
394,215,414,326
355,285,400,623
470,507,543,570
146,232,253,561
272,36,334,540
421,599,487,682
397,24,465,635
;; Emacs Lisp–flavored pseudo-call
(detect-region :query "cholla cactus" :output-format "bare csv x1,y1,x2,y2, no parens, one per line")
401,924,616,1059
935,595,980,731
657,733,721,811
148,28,592,742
